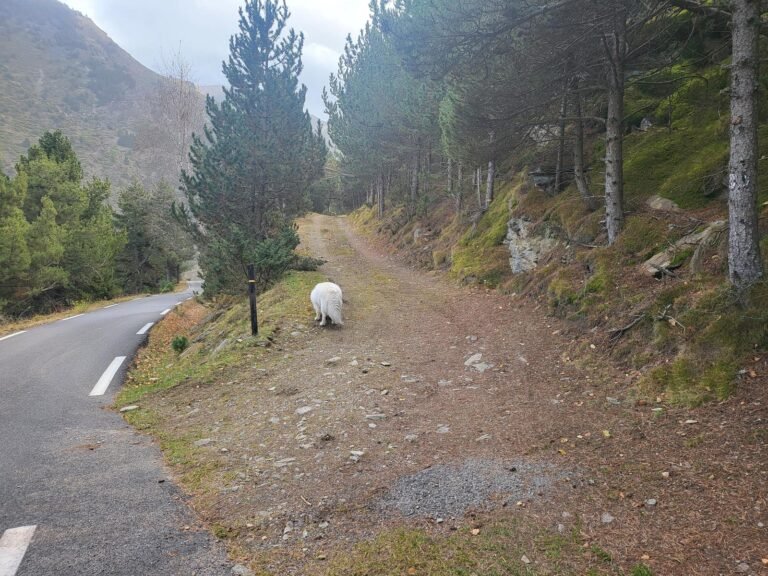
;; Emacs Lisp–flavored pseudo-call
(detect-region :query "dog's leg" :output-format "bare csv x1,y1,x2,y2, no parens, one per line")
313,302,321,321
320,311,327,326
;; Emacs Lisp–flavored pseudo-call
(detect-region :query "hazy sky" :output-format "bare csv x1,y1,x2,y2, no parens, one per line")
59,0,371,118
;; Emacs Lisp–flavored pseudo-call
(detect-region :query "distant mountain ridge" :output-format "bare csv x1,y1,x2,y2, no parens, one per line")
0,0,204,191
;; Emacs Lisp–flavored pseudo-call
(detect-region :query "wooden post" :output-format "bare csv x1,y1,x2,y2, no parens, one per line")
247,264,258,335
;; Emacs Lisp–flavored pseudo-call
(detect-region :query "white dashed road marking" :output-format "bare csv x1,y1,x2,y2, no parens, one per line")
0,525,37,576
60,314,84,322
0,331,25,343
160,308,171,316
137,322,154,335
89,357,127,397
103,304,118,309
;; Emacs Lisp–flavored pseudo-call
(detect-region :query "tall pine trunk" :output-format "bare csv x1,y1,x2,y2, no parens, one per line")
603,12,626,245
410,153,420,204
377,172,384,217
456,161,463,214
572,83,597,210
475,167,482,209
554,71,570,195
485,160,495,211
728,0,763,288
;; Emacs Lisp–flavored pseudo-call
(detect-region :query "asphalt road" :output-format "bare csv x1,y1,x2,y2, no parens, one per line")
0,283,231,576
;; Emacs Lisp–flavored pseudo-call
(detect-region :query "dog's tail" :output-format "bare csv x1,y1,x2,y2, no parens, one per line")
327,294,343,325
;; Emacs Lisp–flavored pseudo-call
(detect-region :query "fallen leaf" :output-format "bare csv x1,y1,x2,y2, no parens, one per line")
407,568,417,575
558,448,567,455
602,430,611,438
471,528,480,535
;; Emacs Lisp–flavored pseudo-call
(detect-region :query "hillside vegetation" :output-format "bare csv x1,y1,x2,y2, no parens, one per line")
321,1,768,406
0,0,205,191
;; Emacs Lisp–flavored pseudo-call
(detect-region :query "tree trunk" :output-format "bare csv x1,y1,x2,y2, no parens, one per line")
573,83,597,210
485,160,495,211
410,153,420,204
475,167,482,209
456,162,463,213
603,11,627,245
554,71,570,195
447,157,453,196
728,0,763,288
377,172,384,217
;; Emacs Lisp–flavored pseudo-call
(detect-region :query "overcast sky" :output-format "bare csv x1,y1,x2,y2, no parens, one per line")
60,0,371,118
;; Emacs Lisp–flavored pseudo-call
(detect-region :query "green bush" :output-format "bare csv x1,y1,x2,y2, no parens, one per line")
171,335,189,354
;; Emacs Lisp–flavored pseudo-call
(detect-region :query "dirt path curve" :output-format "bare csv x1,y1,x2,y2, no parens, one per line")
164,214,767,575
298,213,591,461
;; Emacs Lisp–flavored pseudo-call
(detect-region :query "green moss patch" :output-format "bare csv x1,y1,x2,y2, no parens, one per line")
642,282,768,405
449,180,520,287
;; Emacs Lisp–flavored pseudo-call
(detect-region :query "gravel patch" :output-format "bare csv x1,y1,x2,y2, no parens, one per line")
376,458,563,518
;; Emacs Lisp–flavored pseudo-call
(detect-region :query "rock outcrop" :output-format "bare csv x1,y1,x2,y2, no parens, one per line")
504,217,559,273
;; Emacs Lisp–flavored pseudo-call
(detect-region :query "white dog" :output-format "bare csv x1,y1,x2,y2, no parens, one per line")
310,282,344,326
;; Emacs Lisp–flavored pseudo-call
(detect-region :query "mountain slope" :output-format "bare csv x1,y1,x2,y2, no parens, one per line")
0,0,204,191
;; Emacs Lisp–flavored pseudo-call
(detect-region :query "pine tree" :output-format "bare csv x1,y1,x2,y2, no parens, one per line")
6,132,124,313
0,174,31,309
727,0,763,288
117,182,192,293
180,0,326,294
26,196,68,307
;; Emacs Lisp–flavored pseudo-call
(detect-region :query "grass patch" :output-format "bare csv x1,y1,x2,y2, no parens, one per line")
642,282,768,405
116,270,325,408
321,520,623,576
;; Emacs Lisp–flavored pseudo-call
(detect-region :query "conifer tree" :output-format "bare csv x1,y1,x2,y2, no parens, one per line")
180,0,326,294
7,131,124,313
0,174,31,309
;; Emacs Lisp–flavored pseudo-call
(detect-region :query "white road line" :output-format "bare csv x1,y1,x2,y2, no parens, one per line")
103,304,118,309
88,356,126,397
186,297,192,301
160,308,171,316
60,313,84,322
0,525,37,576
0,331,26,343
137,322,154,335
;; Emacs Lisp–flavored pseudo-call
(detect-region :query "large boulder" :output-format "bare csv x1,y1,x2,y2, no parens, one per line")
504,217,559,274
646,195,680,212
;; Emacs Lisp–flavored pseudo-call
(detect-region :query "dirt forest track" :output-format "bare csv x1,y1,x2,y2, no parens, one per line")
152,214,768,574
